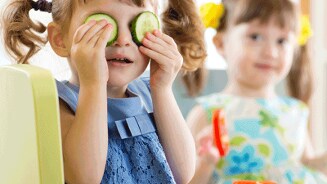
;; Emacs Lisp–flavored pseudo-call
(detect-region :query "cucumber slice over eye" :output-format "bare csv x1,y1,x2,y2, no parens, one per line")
84,13,118,46
131,11,160,45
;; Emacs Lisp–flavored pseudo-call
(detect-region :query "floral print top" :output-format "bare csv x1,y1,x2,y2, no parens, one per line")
197,93,327,184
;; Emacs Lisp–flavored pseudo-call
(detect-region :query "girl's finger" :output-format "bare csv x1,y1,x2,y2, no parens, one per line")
145,32,168,48
153,30,178,48
199,135,213,145
81,20,109,44
96,24,113,48
149,31,180,56
142,37,175,60
139,46,171,66
196,125,213,141
198,145,208,156
90,24,112,48
73,20,96,44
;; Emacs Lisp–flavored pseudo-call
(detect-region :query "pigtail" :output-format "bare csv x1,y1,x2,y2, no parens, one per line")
162,0,207,96
2,0,48,64
182,67,208,96
287,44,313,104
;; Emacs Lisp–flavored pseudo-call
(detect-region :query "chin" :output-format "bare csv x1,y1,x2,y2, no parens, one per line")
107,75,137,88
107,79,128,88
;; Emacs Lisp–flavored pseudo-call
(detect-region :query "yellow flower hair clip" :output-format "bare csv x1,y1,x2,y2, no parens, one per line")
298,15,313,46
200,2,225,29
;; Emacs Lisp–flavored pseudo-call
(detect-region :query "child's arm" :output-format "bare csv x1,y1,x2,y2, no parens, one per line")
59,89,107,183
187,105,220,184
139,30,196,184
302,152,327,175
57,20,112,183
151,89,196,184
301,132,327,175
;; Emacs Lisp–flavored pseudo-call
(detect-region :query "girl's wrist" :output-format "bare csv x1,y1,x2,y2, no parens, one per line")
151,87,173,98
303,155,327,171
79,82,107,93
151,85,173,93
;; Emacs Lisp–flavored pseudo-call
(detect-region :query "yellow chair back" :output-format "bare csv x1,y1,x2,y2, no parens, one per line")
0,64,64,184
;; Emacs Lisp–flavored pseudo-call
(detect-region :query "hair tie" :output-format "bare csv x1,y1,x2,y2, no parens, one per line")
168,8,180,21
30,0,52,13
200,2,224,29
298,15,313,46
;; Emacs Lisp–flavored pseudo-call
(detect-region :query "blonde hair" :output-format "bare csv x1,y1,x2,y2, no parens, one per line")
161,0,207,96
2,0,206,84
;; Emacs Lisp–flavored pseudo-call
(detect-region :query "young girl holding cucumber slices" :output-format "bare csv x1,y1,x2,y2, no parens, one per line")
187,0,327,183
2,0,206,183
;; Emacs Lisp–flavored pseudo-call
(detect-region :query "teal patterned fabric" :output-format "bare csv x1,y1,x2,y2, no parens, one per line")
197,93,327,184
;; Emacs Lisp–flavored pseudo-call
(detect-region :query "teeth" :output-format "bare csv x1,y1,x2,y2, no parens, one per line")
108,58,132,63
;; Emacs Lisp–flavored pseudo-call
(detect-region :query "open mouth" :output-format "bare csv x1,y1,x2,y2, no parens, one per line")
107,58,133,64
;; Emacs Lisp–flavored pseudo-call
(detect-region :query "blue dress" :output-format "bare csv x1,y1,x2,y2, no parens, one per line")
56,77,175,184
197,93,327,184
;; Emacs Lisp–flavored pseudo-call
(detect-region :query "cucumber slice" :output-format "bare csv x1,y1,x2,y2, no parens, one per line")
84,13,118,46
131,11,160,45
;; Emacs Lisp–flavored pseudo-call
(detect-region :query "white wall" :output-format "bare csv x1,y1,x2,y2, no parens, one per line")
310,0,327,153
196,0,227,69
0,40,10,66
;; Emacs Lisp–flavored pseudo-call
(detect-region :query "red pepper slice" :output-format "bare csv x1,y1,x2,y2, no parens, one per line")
233,181,276,184
212,109,229,156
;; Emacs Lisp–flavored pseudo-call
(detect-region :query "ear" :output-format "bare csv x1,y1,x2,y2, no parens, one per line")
47,22,69,57
212,32,225,57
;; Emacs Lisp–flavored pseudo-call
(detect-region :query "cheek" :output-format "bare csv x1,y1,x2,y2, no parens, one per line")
140,51,150,62
227,56,247,78
280,48,295,72
280,58,293,78
226,47,251,69
224,42,241,63
139,53,151,69
62,24,78,50
65,10,87,47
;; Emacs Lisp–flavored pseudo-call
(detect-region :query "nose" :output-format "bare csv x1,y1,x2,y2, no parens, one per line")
112,24,132,47
263,42,278,59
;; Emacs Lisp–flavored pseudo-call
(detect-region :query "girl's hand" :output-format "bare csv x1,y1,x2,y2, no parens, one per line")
140,30,183,91
196,126,220,165
70,20,113,87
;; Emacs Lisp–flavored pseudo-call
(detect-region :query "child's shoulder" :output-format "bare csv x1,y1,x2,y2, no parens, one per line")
128,77,153,110
129,77,150,92
55,80,79,112
257,96,309,119
276,96,308,110
197,92,226,101
196,93,232,110
196,94,308,112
